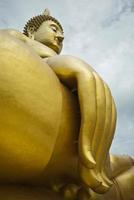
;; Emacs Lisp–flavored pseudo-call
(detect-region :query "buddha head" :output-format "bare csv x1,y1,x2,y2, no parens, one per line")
23,9,64,54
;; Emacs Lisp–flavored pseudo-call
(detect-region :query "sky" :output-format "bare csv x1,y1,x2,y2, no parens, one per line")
0,0,134,156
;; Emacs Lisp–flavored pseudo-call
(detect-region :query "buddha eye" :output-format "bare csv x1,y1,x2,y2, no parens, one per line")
51,26,57,32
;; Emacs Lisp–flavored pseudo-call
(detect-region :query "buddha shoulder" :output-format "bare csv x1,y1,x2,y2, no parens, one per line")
0,29,28,42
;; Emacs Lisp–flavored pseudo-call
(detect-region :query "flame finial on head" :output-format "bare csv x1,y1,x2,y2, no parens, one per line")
42,8,50,16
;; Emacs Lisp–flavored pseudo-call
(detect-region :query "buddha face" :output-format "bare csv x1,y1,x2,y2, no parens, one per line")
33,20,64,54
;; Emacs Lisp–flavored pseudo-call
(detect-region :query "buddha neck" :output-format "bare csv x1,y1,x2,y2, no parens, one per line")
27,37,58,58
39,43,58,58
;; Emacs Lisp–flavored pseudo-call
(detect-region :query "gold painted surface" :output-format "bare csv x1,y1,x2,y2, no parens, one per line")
0,10,133,200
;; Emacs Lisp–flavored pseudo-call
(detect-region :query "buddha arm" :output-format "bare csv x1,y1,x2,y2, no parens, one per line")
0,29,56,58
45,55,117,193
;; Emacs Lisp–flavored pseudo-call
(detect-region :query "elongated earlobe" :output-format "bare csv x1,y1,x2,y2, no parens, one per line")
27,26,35,39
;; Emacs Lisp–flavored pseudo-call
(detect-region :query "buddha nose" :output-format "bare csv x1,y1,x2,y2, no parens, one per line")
57,34,64,43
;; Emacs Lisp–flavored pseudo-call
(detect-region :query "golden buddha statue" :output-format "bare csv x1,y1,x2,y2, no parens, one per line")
0,9,133,200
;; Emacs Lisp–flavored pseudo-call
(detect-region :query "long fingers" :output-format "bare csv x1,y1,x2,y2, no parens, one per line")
78,71,97,168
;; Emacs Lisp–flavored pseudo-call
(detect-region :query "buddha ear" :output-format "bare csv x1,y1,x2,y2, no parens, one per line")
27,26,35,39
